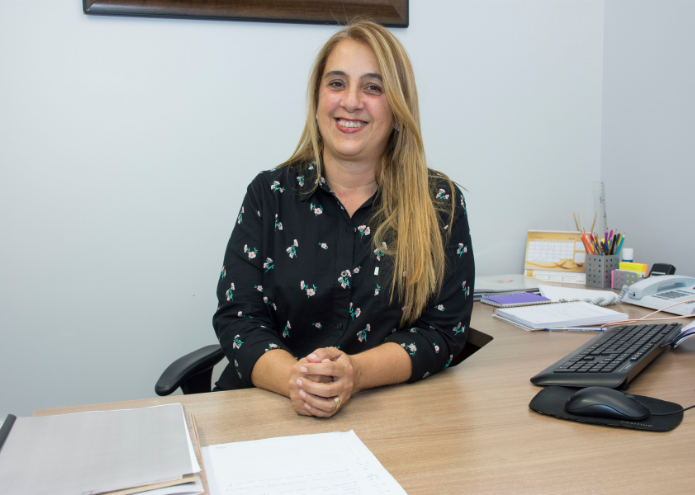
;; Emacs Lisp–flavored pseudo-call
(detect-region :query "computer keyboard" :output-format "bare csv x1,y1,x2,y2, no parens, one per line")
531,322,682,389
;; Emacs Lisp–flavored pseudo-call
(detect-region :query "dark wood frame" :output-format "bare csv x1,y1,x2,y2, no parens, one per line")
83,1,408,28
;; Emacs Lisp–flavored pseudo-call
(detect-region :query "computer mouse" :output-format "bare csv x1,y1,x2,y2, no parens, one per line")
565,386,650,420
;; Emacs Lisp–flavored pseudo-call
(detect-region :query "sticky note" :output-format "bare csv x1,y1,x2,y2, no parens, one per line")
619,262,648,276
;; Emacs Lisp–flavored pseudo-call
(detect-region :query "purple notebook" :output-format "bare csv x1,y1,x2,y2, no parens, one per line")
481,293,550,307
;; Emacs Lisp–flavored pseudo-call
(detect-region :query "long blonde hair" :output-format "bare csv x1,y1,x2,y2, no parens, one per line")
282,20,456,326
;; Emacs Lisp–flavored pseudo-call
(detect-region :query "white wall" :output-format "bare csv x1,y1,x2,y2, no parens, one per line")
0,0,605,417
601,0,695,275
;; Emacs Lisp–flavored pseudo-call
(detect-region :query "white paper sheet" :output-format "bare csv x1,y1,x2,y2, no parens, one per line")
202,430,406,495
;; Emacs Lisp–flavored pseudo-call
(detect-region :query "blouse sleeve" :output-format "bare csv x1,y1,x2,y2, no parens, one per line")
384,185,475,382
212,175,293,386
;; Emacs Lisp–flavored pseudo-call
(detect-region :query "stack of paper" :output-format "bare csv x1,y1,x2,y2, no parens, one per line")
493,301,628,331
474,274,540,301
0,404,203,495
202,430,406,495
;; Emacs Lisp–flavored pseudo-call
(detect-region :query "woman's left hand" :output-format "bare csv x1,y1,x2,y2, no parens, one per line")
295,347,359,418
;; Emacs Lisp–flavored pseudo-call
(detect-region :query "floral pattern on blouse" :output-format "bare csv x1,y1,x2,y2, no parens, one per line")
212,164,475,390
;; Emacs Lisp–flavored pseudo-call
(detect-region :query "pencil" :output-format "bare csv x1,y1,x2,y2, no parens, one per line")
580,211,584,232
590,212,597,234
573,212,580,232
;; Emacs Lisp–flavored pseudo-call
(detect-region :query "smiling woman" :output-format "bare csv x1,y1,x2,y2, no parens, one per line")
213,20,475,418
317,40,396,189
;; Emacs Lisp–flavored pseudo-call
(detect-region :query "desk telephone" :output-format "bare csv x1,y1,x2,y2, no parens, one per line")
622,275,695,316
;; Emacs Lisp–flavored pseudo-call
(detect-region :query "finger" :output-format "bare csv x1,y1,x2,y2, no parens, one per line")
290,395,313,416
303,402,335,418
300,390,342,414
295,407,313,417
296,377,341,398
304,373,333,384
302,361,343,378
305,352,322,363
308,347,343,362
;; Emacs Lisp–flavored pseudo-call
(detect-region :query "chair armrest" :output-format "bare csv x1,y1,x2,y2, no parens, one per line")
155,345,225,396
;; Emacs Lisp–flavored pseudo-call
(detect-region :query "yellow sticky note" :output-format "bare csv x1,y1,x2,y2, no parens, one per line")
619,262,648,276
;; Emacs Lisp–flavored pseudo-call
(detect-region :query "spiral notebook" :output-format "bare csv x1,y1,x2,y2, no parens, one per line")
481,293,550,307
492,301,628,331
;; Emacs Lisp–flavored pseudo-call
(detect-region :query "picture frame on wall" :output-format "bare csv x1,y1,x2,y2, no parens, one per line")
83,0,409,28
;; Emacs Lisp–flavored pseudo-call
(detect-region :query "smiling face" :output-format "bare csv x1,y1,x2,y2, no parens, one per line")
317,39,395,167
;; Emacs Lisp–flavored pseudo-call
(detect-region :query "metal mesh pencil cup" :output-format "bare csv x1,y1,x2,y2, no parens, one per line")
586,254,620,288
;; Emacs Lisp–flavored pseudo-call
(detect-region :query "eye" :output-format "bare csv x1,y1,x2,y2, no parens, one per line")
365,84,383,94
328,80,345,89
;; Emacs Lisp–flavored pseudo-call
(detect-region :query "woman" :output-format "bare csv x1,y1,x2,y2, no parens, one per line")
213,20,474,418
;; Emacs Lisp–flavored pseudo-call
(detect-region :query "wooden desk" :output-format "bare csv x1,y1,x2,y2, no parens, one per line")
35,303,695,494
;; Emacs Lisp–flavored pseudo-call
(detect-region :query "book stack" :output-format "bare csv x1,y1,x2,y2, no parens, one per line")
481,293,550,308
474,274,540,301
493,301,628,332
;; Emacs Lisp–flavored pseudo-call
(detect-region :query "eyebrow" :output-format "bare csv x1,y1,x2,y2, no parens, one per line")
324,70,383,82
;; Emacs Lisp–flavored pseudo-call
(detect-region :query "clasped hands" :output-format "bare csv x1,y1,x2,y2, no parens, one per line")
289,347,359,418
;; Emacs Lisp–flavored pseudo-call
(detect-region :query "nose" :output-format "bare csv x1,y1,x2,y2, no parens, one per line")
341,85,362,113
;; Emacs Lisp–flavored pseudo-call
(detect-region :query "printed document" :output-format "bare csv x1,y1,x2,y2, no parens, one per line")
202,430,406,495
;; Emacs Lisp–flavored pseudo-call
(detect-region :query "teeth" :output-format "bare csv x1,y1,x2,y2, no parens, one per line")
338,119,367,128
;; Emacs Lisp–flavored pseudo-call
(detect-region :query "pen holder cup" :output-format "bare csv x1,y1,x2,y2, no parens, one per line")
586,254,620,288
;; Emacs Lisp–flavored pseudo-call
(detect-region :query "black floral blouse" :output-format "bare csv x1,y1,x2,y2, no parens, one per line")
213,163,475,390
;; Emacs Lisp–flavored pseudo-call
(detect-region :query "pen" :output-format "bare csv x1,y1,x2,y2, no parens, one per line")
616,236,625,255
545,327,606,332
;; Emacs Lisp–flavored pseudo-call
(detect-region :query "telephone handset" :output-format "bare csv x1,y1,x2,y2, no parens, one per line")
622,275,695,316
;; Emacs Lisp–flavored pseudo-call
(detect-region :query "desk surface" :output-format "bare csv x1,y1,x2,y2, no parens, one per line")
36,302,695,494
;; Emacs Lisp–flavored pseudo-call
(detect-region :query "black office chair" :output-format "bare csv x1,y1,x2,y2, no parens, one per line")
155,328,494,396
155,345,225,396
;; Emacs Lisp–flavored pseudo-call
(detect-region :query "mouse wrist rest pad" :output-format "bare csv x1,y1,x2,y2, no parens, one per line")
530,386,683,432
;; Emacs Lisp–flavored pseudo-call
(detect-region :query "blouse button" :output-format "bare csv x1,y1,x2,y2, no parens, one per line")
340,270,348,277
337,322,344,329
